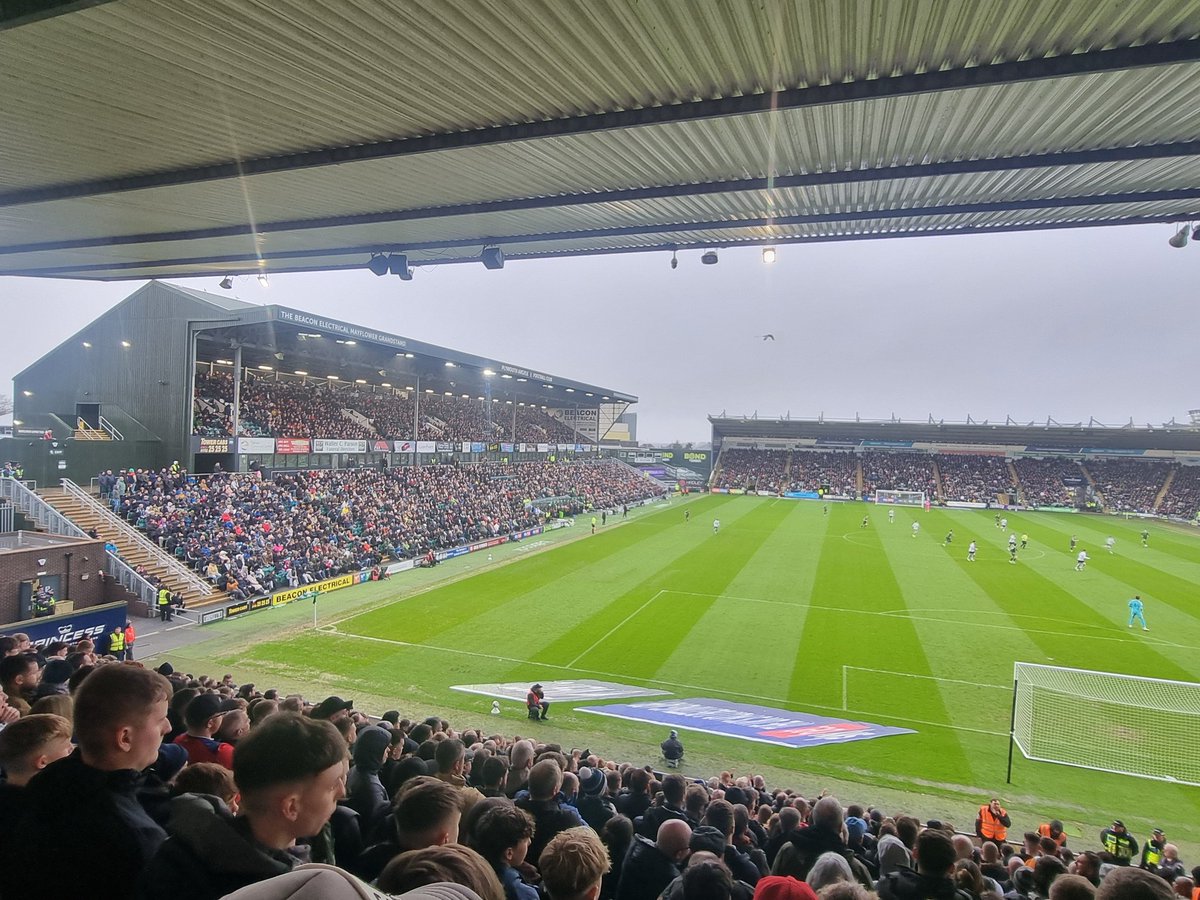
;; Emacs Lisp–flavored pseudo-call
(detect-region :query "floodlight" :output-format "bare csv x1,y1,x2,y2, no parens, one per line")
367,253,390,276
670,251,678,270
481,246,505,270
219,276,233,290
1169,226,1189,249
762,246,777,264
387,253,411,278
1192,224,1200,243
701,250,719,265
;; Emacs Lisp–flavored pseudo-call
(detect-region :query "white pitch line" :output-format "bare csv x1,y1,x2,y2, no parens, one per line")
654,590,1195,650
320,627,1007,737
567,590,666,668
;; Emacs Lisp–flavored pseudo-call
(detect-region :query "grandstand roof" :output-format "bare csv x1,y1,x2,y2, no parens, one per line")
3,1,1200,281
161,283,638,403
709,416,1200,453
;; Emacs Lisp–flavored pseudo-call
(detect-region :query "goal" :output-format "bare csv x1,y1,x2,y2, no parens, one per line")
873,489,926,507
1010,662,1200,785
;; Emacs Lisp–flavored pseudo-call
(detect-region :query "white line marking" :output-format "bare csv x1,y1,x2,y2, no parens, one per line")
166,623,192,631
568,590,665,667
321,628,1005,737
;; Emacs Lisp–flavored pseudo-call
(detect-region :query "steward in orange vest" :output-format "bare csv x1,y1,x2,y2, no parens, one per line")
976,798,1011,843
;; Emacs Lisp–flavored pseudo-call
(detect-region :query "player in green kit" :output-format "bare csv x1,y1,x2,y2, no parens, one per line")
1141,528,1149,548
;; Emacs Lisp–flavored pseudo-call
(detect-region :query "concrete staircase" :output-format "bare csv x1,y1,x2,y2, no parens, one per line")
1153,468,1176,512
1079,462,1103,506
38,485,225,610
931,459,945,504
1006,460,1025,505
855,458,864,497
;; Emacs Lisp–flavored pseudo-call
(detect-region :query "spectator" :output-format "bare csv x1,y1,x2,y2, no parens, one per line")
1,664,172,900
1049,874,1096,900
772,796,869,887
578,765,617,832
0,712,73,852
345,724,392,832
539,827,611,900
434,737,484,809
1095,867,1174,899
516,759,586,865
639,773,690,839
876,828,969,900
139,713,348,900
377,844,506,900
616,817,692,900
0,653,39,715
171,761,238,812
357,776,465,882
661,729,684,768
471,803,538,900
697,804,761,886
173,693,241,769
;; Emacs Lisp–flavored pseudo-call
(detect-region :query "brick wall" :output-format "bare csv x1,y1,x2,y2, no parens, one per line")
0,539,110,624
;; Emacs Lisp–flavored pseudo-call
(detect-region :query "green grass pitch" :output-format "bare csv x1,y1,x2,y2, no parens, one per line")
199,496,1200,850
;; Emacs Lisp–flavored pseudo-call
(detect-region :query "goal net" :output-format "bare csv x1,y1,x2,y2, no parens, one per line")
873,489,926,506
1012,662,1200,785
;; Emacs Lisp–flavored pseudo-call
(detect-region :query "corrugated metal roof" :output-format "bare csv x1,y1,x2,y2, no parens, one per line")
3,0,1200,279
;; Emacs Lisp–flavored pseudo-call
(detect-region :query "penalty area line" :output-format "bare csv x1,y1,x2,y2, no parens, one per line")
320,627,1007,737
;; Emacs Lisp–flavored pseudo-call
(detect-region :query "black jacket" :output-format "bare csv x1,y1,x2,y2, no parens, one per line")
0,751,167,900
877,868,973,900
515,796,586,867
637,802,689,839
772,827,872,887
137,794,295,900
578,793,618,832
615,835,681,900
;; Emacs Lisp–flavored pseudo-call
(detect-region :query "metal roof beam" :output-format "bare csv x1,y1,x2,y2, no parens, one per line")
3,38,1199,207
9,211,1190,281
5,140,1200,257
0,0,115,32
4,187,1197,277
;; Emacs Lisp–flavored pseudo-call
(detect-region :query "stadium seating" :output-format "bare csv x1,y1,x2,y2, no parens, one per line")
1158,466,1200,520
0,649,1182,900
192,371,590,444
860,452,937,498
713,449,790,492
787,450,858,496
1011,457,1081,508
1084,459,1170,515
110,462,663,602
936,455,1015,504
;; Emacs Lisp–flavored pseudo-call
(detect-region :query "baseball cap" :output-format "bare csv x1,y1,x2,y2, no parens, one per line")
185,693,241,727
311,696,354,719
1112,820,1125,828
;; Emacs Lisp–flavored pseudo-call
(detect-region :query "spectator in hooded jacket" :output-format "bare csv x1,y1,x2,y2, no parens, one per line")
138,713,348,900
345,724,392,833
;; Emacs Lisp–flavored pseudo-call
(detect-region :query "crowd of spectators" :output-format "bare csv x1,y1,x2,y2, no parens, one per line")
787,452,858,496
192,371,592,445
0,641,1188,900
936,456,1016,505
1084,460,1170,515
1011,459,1080,508
1158,467,1200,520
860,453,937,498
109,462,663,601
714,450,790,492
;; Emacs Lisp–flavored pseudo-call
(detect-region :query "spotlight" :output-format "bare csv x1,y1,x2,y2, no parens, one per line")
1193,224,1200,243
257,273,269,287
367,253,390,276
670,251,678,270
701,250,719,265
218,275,233,290
481,246,505,270
1168,225,1189,249
762,246,777,264
388,254,412,279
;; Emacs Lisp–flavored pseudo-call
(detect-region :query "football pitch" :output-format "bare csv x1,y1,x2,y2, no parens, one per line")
201,496,1200,848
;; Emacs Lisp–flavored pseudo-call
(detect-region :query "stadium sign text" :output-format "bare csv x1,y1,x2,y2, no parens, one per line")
275,308,407,349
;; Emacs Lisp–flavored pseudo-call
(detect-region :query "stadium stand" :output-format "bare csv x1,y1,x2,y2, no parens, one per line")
1158,466,1200,520
1011,458,1082,508
0,652,1183,899
109,462,663,602
860,452,937,498
787,451,859,496
1083,459,1171,515
193,371,587,445
713,449,790,492
936,455,1016,505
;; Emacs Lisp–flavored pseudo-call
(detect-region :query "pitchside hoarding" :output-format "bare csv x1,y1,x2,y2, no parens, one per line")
0,602,128,649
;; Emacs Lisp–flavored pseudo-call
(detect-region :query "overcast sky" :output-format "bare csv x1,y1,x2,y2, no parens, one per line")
1,223,1196,444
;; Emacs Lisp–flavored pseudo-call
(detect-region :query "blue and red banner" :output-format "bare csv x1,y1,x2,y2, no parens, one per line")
578,698,914,749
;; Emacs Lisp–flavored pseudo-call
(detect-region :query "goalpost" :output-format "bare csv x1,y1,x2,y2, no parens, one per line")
1009,662,1200,785
873,489,926,507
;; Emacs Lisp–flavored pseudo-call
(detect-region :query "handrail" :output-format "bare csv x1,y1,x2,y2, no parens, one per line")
0,477,159,608
99,416,124,440
59,479,215,597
